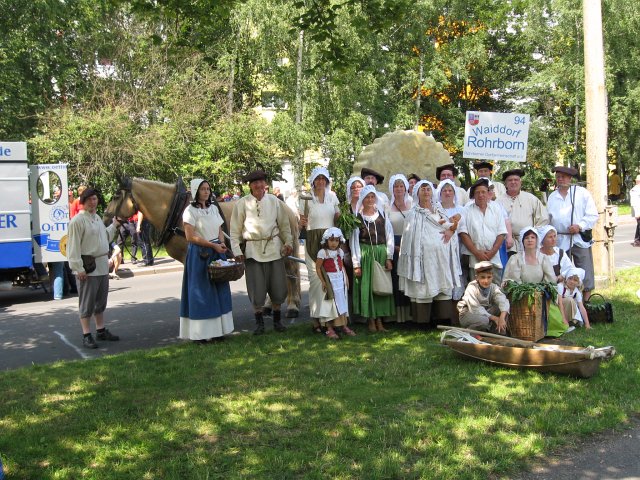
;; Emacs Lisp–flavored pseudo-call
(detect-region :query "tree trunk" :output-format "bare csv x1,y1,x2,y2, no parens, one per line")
583,0,612,286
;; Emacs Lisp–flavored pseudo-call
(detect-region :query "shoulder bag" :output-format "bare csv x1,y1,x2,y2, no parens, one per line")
372,260,393,296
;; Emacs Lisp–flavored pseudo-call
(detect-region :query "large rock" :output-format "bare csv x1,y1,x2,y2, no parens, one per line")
353,130,452,195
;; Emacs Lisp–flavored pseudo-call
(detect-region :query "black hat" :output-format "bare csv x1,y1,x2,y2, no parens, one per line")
407,173,421,182
242,170,268,183
473,161,494,171
469,178,490,199
79,188,99,204
360,167,384,184
501,168,525,181
436,164,458,179
552,165,579,178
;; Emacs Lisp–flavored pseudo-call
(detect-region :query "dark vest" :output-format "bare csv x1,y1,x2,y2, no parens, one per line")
357,212,387,245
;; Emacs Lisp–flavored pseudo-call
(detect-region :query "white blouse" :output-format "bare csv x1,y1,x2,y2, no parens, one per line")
183,204,224,241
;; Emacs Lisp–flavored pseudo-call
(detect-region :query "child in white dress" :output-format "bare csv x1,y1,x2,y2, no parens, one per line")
316,227,356,339
557,267,591,329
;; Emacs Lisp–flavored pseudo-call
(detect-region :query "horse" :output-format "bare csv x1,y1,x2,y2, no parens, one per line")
104,177,302,317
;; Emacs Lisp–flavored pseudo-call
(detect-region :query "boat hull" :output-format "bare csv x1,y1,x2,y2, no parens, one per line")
443,340,604,378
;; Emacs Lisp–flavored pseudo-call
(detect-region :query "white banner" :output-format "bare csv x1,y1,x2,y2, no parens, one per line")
29,164,69,263
463,111,530,162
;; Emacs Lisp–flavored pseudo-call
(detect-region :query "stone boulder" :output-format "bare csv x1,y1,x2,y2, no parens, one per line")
353,130,452,195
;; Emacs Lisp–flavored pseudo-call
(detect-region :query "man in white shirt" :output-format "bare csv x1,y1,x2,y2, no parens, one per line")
436,164,469,206
231,170,294,334
547,166,598,300
459,178,507,283
67,189,120,349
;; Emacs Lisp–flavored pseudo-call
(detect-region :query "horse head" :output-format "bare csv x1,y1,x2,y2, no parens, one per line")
103,177,137,224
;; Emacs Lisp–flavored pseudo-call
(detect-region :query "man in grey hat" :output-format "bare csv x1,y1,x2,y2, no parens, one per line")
547,166,598,300
230,170,294,334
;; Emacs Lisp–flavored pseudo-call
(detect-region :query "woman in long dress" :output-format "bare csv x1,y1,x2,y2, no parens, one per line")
179,179,234,343
436,179,466,324
299,166,340,332
351,185,395,332
502,226,570,337
388,174,412,322
398,180,460,325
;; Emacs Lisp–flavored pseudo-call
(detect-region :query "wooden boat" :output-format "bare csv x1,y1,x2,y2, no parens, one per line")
438,326,615,378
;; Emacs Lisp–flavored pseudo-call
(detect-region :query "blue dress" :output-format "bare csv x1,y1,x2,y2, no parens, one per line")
179,204,234,340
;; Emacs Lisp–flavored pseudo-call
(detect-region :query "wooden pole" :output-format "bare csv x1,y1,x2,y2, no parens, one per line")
583,0,610,287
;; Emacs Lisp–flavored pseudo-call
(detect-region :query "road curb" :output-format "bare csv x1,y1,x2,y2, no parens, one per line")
115,258,183,278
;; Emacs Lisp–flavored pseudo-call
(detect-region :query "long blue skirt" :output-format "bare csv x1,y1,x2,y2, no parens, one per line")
179,243,233,339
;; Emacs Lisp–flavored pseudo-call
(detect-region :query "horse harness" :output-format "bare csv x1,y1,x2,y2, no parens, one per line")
158,177,190,245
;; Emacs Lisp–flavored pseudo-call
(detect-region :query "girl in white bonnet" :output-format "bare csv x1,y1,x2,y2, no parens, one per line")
316,227,356,339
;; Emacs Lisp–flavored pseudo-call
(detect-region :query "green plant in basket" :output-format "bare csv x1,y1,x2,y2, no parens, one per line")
503,280,558,305
336,203,362,239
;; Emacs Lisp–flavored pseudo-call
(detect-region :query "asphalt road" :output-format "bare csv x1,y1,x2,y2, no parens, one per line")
0,268,310,370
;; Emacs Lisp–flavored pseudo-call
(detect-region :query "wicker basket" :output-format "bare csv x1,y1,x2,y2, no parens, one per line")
208,261,245,283
508,291,545,342
584,293,614,323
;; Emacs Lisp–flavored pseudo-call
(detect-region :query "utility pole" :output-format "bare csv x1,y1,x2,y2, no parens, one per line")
583,0,613,286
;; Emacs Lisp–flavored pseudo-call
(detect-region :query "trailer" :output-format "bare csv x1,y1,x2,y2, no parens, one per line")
0,142,69,288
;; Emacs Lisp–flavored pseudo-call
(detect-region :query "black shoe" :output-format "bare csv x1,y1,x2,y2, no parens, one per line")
210,336,226,342
273,321,287,332
83,334,98,349
96,329,119,341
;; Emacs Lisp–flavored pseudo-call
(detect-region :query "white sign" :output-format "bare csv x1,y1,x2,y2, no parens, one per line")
463,111,530,163
0,142,27,161
30,164,69,263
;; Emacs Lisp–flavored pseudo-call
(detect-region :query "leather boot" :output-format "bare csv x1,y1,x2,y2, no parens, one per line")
375,318,387,332
273,310,286,332
367,319,377,333
253,312,265,335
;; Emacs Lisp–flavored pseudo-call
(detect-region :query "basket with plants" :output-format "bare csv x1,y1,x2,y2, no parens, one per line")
503,281,557,342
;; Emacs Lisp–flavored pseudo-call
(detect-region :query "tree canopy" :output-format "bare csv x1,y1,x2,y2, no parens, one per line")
1,0,638,193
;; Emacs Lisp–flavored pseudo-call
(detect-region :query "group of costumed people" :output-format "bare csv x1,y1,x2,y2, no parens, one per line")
298,162,595,339
177,161,596,343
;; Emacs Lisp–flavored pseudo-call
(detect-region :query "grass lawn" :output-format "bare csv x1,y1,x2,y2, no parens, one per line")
1,271,639,479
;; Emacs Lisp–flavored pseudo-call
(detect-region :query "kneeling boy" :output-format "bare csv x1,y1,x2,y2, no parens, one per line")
457,261,510,334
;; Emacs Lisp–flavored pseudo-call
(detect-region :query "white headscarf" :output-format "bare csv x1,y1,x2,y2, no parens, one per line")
190,178,206,197
388,174,411,208
190,178,210,205
411,180,436,206
309,166,332,201
537,225,557,244
436,179,458,206
519,226,541,261
346,176,365,203
356,185,384,214
565,266,585,283
321,226,345,243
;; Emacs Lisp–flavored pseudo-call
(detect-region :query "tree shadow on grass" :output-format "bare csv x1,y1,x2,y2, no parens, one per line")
0,277,638,479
